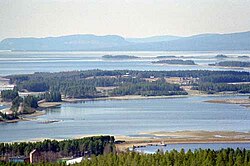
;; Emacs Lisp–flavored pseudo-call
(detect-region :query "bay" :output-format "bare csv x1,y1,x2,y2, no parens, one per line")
0,95,249,142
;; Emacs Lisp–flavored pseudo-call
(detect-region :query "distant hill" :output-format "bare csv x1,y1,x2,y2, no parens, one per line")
114,31,250,51
0,34,130,51
0,31,250,51
126,35,181,43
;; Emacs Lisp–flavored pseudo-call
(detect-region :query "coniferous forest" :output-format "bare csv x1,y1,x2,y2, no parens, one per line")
0,148,249,166
6,70,250,98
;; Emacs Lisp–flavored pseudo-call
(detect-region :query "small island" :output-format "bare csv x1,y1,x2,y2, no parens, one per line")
209,61,250,67
215,54,228,58
102,55,139,59
152,59,196,65
238,55,249,58
156,55,177,59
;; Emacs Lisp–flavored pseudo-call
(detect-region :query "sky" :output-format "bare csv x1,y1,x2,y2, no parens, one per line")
0,0,250,40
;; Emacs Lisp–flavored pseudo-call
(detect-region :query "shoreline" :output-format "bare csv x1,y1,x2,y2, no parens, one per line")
63,95,188,103
115,131,250,151
2,130,250,150
205,98,250,108
63,93,250,103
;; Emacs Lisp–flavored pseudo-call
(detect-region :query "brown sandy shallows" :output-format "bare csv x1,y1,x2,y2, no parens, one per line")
3,131,250,150
38,102,62,108
205,99,250,105
63,95,188,103
242,105,250,108
115,131,250,152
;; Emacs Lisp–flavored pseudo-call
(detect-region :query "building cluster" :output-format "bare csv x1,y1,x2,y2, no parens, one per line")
0,149,90,165
166,77,199,85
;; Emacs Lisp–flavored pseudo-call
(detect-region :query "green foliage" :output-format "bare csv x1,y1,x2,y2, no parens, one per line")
6,70,250,98
23,95,38,108
110,79,187,96
79,148,250,166
0,147,250,166
102,55,139,59
153,59,196,65
192,83,250,93
0,136,115,158
1,87,18,101
18,81,49,92
200,74,250,83
11,96,23,111
210,61,250,67
44,91,62,102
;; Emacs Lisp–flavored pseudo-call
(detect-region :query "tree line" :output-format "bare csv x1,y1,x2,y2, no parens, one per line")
1,87,19,102
6,70,250,98
210,61,250,67
192,83,250,94
0,136,115,158
110,79,187,96
1,148,249,166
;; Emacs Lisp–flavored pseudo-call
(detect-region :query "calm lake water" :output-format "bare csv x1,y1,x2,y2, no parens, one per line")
0,105,6,110
0,95,249,142
134,143,250,153
0,51,250,76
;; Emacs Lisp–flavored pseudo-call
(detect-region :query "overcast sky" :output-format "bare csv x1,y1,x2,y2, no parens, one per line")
0,0,250,40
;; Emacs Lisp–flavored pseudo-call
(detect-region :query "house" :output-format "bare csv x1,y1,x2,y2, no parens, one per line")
9,156,29,163
66,157,83,165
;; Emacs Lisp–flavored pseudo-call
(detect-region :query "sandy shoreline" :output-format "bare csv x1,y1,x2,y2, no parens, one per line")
63,95,188,103
38,102,63,108
205,99,250,104
3,131,250,151
63,93,250,102
205,98,250,108
115,131,250,151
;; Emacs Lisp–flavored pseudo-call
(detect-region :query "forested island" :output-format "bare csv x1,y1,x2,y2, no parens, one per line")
156,55,177,58
1,69,250,121
215,54,228,58
102,55,139,59
238,55,249,58
152,59,196,65
209,61,250,67
5,70,250,98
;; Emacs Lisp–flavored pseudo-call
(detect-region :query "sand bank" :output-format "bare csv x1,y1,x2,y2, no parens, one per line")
115,131,250,151
205,99,250,104
38,102,62,108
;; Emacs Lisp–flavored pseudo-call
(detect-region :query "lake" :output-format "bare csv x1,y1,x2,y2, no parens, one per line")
0,50,250,76
0,95,249,142
0,51,250,150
